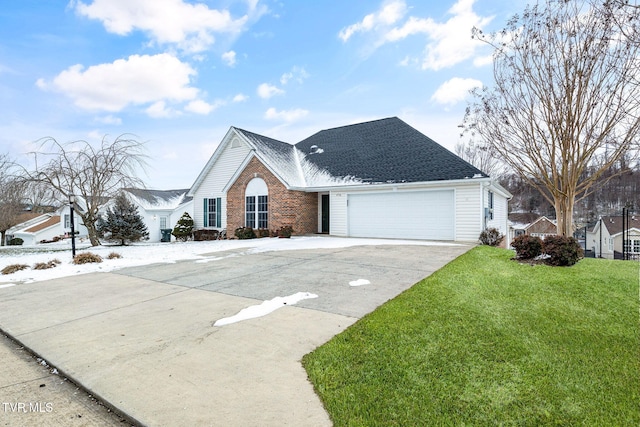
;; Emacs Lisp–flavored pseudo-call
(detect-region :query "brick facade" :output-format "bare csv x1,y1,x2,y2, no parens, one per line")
227,157,318,235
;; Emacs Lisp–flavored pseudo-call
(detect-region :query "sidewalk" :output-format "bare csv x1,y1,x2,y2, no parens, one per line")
0,332,131,426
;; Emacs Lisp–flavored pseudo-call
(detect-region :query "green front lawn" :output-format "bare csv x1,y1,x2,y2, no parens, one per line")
302,246,639,426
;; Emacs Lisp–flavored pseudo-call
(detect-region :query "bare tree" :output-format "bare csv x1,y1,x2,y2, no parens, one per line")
454,139,506,178
23,136,148,246
0,154,27,246
463,0,640,236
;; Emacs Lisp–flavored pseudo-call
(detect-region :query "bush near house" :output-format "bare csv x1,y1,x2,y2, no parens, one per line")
479,227,504,246
511,234,543,259
275,225,294,238
543,235,583,266
172,212,194,242
193,229,220,241
7,238,23,246
234,227,256,239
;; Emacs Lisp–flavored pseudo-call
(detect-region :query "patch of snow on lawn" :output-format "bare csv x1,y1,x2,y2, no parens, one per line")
0,284,16,289
214,292,318,326
349,279,370,287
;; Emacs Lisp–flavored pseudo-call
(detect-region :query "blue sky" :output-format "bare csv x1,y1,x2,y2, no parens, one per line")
0,0,527,189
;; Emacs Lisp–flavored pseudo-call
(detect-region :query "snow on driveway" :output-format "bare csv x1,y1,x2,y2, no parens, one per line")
0,236,459,284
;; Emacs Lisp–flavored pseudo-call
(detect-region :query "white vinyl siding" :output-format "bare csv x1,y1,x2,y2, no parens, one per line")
192,133,251,229
455,184,481,241
347,189,455,240
329,192,348,236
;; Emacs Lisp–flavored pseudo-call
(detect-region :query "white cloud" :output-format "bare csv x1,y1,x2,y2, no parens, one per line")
264,107,309,122
222,50,237,67
431,77,482,106
38,54,199,112
340,0,493,70
233,93,248,102
185,99,224,115
95,115,122,125
257,83,284,99
146,100,175,118
338,0,407,42
74,0,263,53
280,66,309,85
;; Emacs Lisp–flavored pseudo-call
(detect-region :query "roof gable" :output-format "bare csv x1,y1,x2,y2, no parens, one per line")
232,128,362,188
295,117,487,184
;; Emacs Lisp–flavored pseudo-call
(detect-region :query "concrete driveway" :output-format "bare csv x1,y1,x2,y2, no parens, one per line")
0,241,471,426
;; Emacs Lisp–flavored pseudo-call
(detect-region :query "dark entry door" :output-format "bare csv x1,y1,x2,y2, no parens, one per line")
321,194,330,233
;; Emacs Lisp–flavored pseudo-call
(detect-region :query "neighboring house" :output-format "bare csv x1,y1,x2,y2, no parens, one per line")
59,202,90,240
121,188,194,242
508,213,557,242
587,215,640,259
6,213,61,246
188,117,511,243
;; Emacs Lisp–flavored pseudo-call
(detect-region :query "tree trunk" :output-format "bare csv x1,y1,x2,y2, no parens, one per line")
83,219,101,247
0,230,5,246
553,194,575,237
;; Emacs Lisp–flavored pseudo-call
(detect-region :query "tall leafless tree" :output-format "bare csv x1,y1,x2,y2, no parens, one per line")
454,139,506,178
0,154,27,246
463,0,640,236
23,136,148,246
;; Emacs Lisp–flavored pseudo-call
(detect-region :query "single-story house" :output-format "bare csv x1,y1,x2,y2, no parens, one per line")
508,213,557,242
5,213,62,246
587,215,640,259
121,188,194,242
188,117,511,243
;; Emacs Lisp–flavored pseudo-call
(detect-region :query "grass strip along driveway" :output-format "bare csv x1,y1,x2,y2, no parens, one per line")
303,246,639,426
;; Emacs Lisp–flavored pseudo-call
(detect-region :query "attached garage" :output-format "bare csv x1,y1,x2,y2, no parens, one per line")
347,190,455,240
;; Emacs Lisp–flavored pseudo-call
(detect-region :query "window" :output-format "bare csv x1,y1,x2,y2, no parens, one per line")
64,214,70,228
245,196,256,228
258,195,268,229
245,178,268,229
160,216,167,229
203,198,222,228
634,240,640,254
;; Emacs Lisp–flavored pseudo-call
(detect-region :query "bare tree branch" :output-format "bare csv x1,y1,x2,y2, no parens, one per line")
0,154,28,246
22,135,148,246
463,0,640,236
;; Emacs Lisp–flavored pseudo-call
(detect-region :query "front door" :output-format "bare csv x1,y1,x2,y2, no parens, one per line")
321,194,330,233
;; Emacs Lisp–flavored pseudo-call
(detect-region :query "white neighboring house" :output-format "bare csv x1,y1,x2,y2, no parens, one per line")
6,209,90,246
5,213,60,246
587,215,640,259
121,189,194,242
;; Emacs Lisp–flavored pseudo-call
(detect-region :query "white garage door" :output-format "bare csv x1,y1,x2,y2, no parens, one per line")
348,190,455,240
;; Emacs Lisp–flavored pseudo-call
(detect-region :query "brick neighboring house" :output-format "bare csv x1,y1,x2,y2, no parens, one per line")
509,213,557,241
188,117,511,242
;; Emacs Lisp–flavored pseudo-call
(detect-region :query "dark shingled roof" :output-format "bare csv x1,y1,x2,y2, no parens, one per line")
295,117,487,183
599,215,640,235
